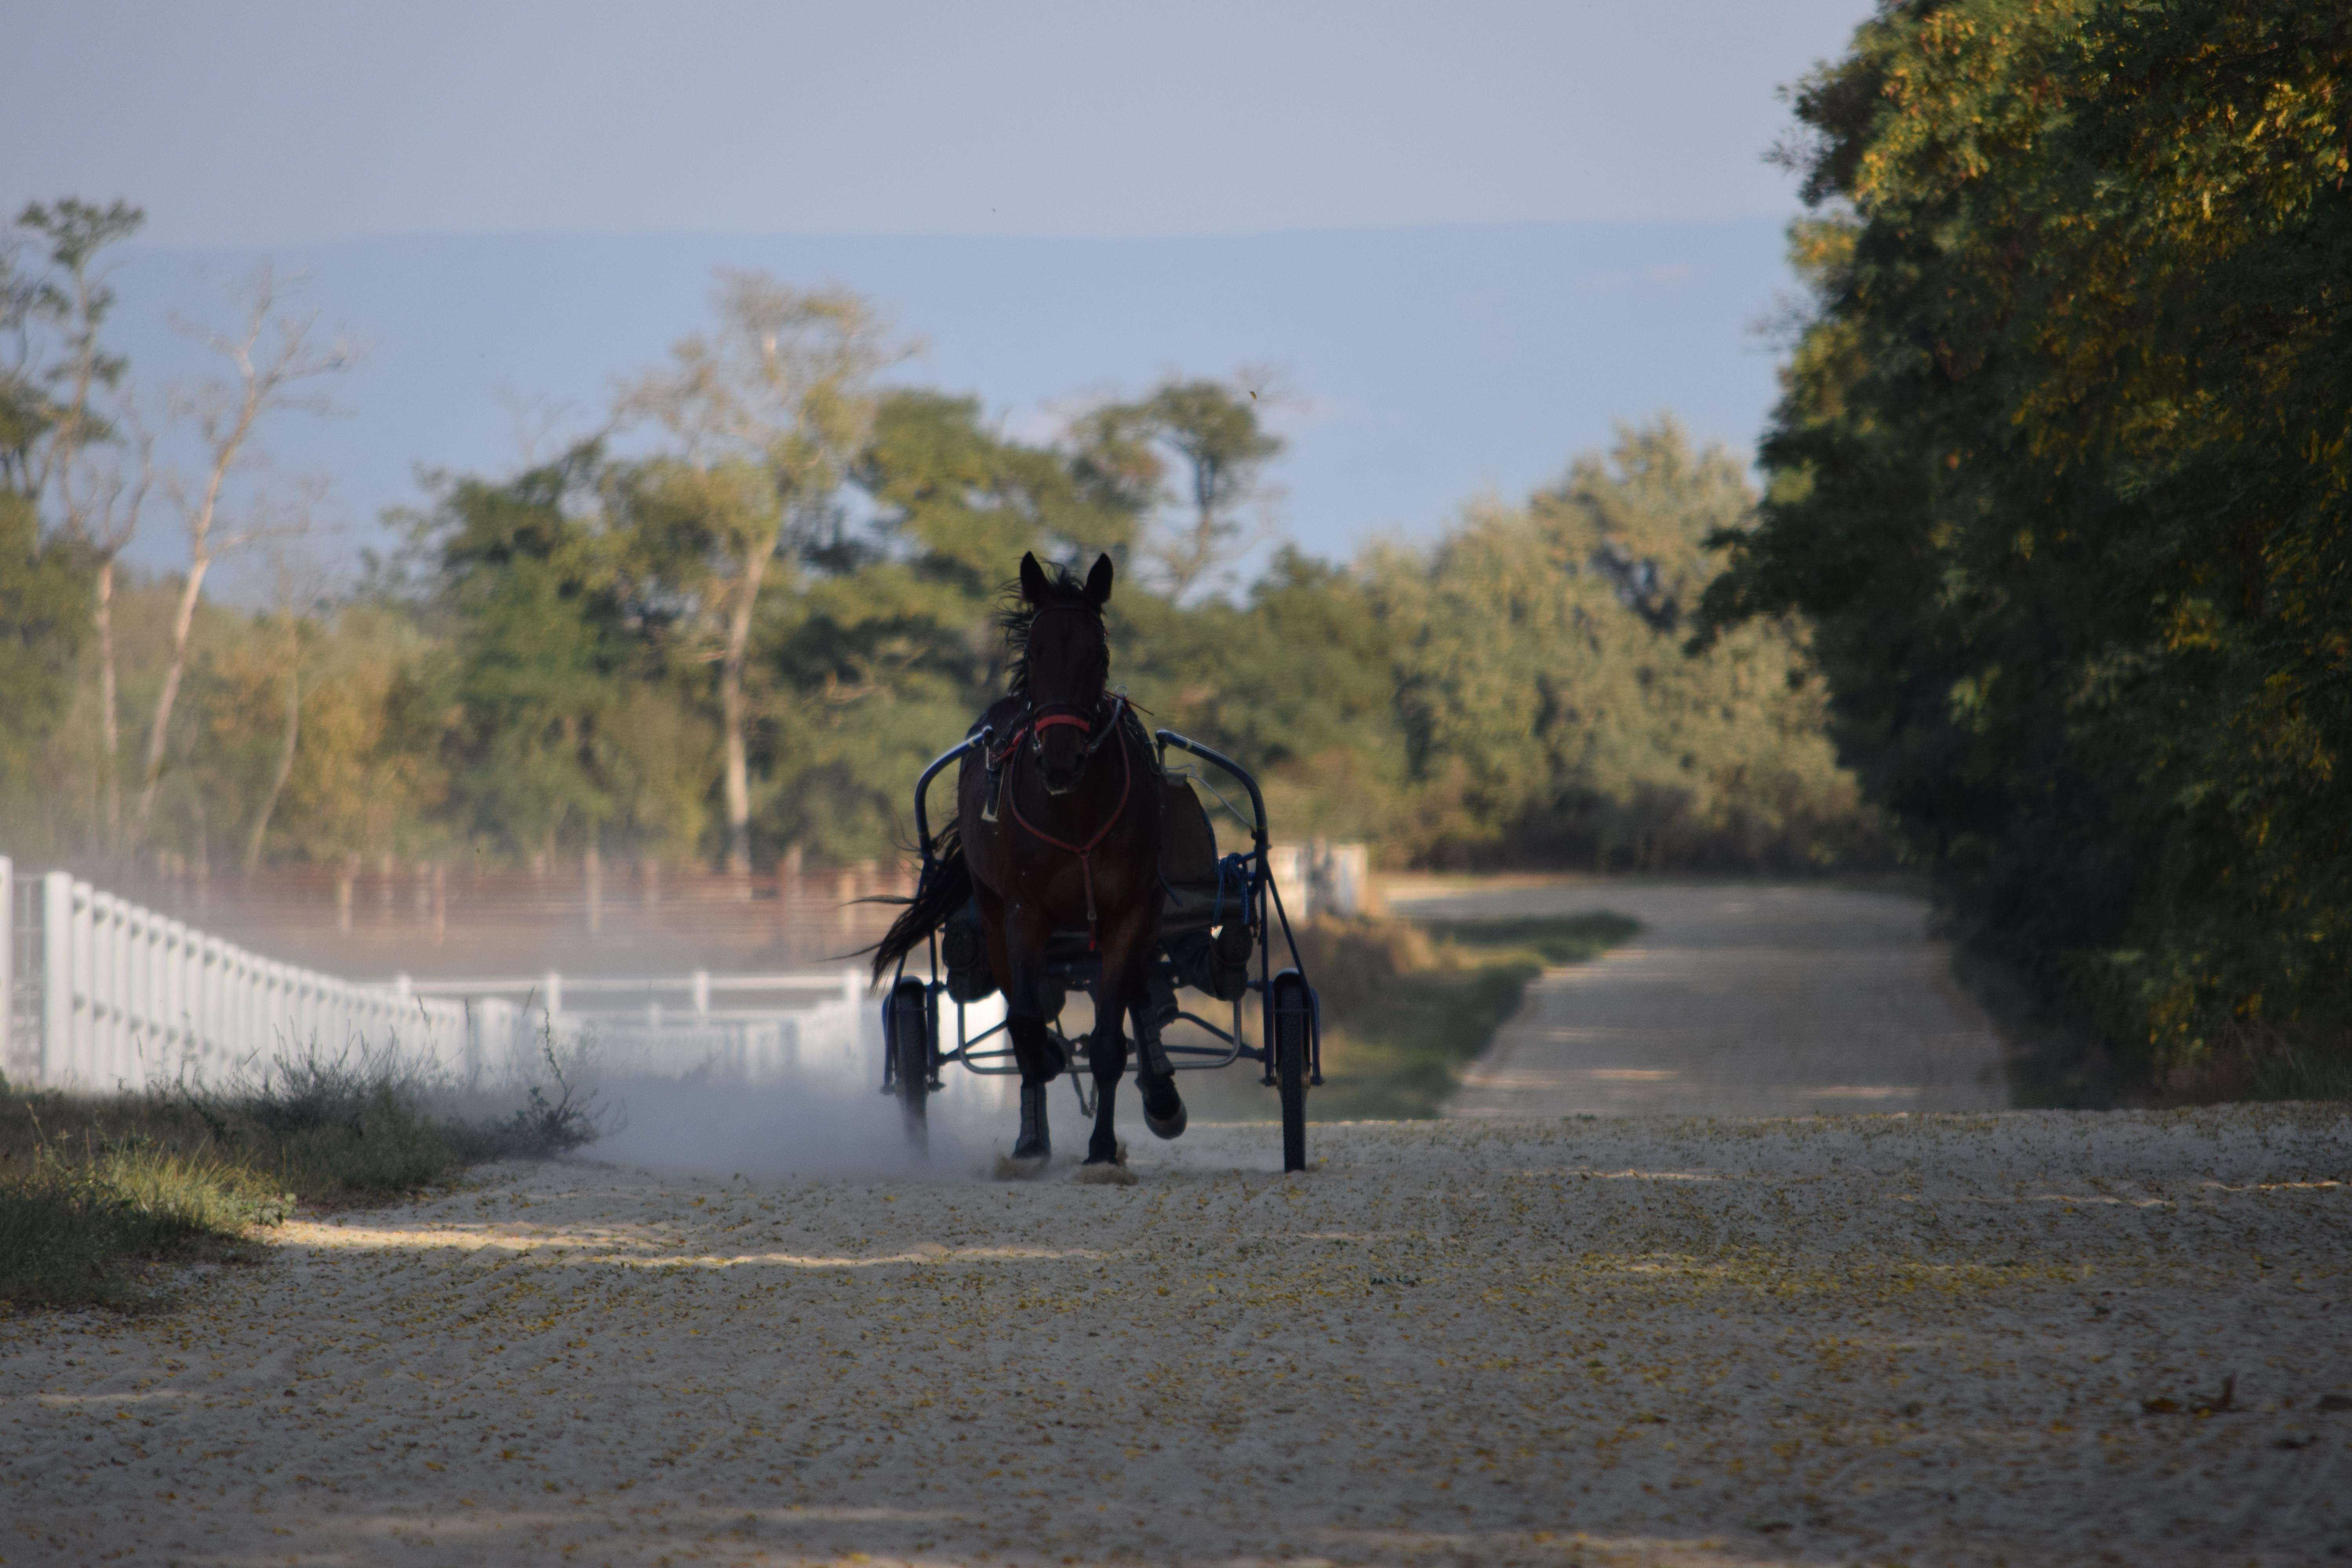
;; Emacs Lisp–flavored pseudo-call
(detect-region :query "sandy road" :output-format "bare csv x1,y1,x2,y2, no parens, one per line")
5,1109,2349,1567
1386,880,2011,1119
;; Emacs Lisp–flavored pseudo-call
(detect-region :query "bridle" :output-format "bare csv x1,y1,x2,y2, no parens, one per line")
989,700,1127,767
988,601,1123,765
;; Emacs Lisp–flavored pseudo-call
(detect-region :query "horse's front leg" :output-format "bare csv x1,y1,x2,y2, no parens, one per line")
983,886,1060,1163
1085,907,1158,1166
1129,981,1187,1141
1083,996,1127,1166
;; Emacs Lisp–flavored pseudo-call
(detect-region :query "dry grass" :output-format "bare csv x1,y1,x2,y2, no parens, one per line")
1295,911,1639,1119
2155,1012,2352,1105
0,1040,606,1312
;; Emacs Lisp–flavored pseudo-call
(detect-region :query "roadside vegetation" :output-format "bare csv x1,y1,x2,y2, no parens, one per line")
1699,1,2352,1097
11,4,2346,1111
1182,912,1639,1121
0,208,1885,887
0,1045,603,1312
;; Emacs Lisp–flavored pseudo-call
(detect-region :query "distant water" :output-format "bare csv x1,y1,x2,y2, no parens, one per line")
99,221,1796,593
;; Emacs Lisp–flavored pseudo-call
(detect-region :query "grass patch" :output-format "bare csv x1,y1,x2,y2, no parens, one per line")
1294,911,1639,1119
0,1041,606,1313
2152,1013,2352,1106
1957,943,2352,1109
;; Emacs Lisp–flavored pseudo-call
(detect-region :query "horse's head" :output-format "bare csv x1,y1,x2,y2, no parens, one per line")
1016,551,1114,796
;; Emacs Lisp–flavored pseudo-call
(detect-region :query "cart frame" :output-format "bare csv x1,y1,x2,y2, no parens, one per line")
882,727,1322,1169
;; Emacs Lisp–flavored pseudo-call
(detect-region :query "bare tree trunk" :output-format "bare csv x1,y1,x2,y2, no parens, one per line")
95,554,121,855
720,546,769,878
133,557,212,837
128,270,345,847
584,829,602,936
83,417,152,860
243,632,299,873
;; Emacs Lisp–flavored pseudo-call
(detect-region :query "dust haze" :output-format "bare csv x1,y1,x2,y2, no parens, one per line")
577,1064,1018,1184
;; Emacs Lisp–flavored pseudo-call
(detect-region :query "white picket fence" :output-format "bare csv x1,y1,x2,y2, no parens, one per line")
0,848,1370,1100
0,860,471,1089
0,858,876,1093
402,970,876,1090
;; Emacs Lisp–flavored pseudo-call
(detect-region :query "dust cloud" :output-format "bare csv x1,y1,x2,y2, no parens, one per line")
579,1066,1020,1184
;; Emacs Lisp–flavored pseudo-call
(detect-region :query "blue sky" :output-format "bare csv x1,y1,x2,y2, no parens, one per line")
4,1,1873,591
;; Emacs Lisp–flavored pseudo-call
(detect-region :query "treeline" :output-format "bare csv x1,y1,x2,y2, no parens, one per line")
0,205,1884,880
1701,0,2351,1082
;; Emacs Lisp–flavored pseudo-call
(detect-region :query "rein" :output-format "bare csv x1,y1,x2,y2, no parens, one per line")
994,693,1132,947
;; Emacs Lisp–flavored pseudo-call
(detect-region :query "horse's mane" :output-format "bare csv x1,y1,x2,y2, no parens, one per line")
1000,563,1104,702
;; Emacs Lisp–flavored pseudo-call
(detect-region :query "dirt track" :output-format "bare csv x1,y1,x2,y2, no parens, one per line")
1389,880,2010,1119
5,881,2346,1565
5,1109,2350,1567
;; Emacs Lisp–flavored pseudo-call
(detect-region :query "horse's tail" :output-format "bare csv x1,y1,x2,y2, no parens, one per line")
870,827,970,986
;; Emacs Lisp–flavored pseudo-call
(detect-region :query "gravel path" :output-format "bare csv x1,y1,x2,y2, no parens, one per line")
1385,880,2011,1119
5,1110,2348,1566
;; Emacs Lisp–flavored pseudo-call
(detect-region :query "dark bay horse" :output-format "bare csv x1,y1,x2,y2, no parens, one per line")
872,552,1186,1166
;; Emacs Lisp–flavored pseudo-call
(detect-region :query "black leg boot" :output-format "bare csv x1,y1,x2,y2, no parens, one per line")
1012,1082,1052,1162
1136,1025,1187,1141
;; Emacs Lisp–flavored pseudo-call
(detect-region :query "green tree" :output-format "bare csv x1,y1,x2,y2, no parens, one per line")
1077,378,1283,601
620,274,896,874
1370,419,1862,868
11,200,142,506
417,447,681,864
1702,0,2352,1071
0,200,140,855
19,199,147,852
0,492,93,843
741,390,1146,861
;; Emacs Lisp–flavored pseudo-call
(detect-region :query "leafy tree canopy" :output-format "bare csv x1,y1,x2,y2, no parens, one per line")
1701,0,2352,1069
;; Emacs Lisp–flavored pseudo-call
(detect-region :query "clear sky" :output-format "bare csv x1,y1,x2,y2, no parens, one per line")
8,1,1869,244
5,2,1875,591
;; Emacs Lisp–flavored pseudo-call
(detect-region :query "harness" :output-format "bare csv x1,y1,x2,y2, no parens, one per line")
985,699,1127,771
984,691,1132,947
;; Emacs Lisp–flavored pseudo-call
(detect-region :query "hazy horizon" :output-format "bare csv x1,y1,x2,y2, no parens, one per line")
10,2,1875,595
92,218,1798,596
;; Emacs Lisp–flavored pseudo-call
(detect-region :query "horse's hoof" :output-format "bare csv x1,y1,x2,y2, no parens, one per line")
992,1153,1051,1181
1142,1082,1187,1140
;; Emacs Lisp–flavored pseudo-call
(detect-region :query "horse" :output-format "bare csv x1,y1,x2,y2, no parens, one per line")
871,551,1187,1167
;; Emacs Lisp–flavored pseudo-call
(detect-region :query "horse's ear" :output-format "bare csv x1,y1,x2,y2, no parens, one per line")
1084,552,1114,606
1019,552,1049,603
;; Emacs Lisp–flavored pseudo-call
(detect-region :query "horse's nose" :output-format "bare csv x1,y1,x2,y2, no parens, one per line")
1037,731,1087,794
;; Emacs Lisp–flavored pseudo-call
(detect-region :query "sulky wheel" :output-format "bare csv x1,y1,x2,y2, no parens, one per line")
886,977,934,1154
1270,969,1313,1172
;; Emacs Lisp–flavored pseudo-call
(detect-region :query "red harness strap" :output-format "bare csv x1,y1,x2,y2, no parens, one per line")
987,708,1098,766
1029,711,1094,742
1003,697,1132,947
